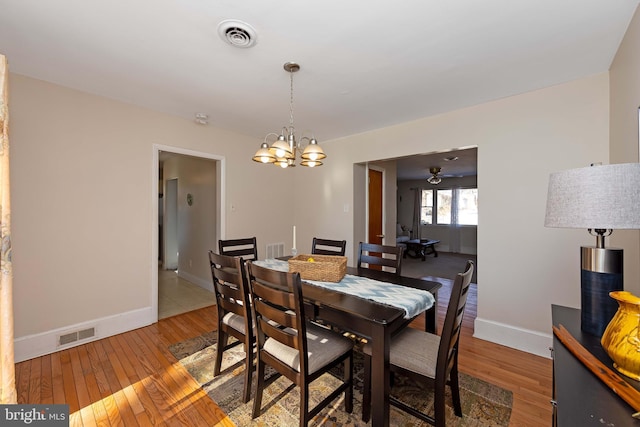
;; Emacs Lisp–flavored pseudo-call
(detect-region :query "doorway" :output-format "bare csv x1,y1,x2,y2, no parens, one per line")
152,145,225,321
359,147,478,273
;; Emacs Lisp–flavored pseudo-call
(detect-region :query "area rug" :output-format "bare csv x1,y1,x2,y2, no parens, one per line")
169,332,512,426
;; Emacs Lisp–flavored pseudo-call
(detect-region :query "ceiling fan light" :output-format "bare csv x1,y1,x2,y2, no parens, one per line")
428,166,442,184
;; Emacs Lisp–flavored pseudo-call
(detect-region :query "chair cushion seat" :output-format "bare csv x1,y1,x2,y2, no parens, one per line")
222,312,245,334
264,322,353,374
363,327,440,379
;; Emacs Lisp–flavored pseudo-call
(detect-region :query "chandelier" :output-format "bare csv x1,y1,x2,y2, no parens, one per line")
252,62,326,168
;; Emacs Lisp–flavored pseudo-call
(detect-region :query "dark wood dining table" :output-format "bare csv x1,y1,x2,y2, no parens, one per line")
295,265,442,427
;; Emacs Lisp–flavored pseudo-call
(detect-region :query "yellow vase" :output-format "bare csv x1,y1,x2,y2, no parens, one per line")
601,291,640,380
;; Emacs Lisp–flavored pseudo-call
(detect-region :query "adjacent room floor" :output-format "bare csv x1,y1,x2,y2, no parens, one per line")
158,268,215,319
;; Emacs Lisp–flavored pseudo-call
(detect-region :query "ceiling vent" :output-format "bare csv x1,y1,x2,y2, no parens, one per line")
217,20,257,48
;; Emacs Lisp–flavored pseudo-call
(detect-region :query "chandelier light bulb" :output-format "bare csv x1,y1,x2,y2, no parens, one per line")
251,142,276,164
276,148,286,158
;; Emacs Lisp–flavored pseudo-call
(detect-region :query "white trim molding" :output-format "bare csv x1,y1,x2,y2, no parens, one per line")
14,307,154,363
474,317,552,359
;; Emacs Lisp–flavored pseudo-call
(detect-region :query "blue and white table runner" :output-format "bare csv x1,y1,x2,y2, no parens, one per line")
252,259,435,319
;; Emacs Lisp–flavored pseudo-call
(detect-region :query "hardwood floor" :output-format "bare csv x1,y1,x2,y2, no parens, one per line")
14,280,552,426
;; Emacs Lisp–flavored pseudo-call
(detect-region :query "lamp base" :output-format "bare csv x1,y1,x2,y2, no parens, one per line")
580,247,623,337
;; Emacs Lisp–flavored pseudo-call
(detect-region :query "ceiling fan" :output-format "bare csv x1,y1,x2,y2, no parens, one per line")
427,167,442,185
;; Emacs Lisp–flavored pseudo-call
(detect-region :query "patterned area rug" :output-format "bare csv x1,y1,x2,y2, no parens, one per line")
169,332,512,426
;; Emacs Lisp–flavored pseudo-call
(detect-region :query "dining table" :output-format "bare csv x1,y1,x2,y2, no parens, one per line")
252,258,442,427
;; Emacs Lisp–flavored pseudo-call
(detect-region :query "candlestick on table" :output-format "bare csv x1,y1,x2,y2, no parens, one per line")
292,225,297,255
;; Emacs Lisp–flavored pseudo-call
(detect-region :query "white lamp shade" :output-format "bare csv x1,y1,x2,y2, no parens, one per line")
544,163,640,229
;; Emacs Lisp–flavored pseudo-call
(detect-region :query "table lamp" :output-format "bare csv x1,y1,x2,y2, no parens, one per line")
544,163,640,336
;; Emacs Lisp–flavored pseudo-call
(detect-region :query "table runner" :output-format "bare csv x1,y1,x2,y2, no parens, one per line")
252,259,434,318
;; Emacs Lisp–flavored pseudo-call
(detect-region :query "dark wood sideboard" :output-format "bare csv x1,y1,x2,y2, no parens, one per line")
551,304,640,426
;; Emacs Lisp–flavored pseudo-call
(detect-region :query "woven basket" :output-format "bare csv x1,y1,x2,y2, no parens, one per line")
288,254,347,282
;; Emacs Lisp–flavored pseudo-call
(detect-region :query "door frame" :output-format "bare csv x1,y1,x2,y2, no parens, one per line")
151,144,225,322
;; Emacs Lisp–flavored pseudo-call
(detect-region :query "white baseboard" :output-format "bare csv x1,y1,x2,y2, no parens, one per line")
178,270,213,292
474,317,553,359
14,307,154,363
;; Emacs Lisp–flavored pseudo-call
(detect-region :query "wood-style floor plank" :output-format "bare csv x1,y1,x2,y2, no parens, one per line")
16,356,30,405
97,338,142,427
39,354,53,405
76,343,115,427
111,333,166,427
15,282,551,426
27,355,42,404
69,347,98,427
85,340,124,426
50,352,66,405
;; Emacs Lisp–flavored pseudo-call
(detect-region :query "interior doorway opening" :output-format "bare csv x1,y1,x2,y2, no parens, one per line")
153,145,225,321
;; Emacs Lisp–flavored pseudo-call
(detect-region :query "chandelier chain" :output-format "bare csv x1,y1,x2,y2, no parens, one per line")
289,70,294,128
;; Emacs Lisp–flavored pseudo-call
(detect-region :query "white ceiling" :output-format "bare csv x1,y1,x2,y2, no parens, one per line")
393,147,477,181
1,0,637,178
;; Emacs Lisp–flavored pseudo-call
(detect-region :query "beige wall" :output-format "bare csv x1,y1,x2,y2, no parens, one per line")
609,5,640,294
295,73,610,356
9,74,294,360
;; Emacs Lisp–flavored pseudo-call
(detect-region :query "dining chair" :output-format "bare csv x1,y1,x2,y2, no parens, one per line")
246,262,354,426
361,260,475,426
357,242,404,275
311,237,347,256
218,237,258,261
208,250,255,403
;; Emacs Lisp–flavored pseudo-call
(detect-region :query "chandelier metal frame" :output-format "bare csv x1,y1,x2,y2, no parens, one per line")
252,62,326,168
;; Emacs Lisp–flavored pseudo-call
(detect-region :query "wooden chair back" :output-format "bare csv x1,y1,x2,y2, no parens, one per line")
208,250,254,402
438,260,474,383
247,263,309,382
247,261,354,424
218,237,258,261
311,237,347,256
357,242,404,275
361,260,475,425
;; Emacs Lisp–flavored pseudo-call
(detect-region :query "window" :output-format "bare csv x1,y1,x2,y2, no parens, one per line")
437,190,452,224
457,188,478,225
420,187,478,226
420,189,433,224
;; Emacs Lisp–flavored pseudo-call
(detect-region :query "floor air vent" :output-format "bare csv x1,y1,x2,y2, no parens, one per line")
58,327,96,347
266,242,285,259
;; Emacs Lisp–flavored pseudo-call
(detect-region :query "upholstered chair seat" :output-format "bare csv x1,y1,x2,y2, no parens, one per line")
264,321,354,374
